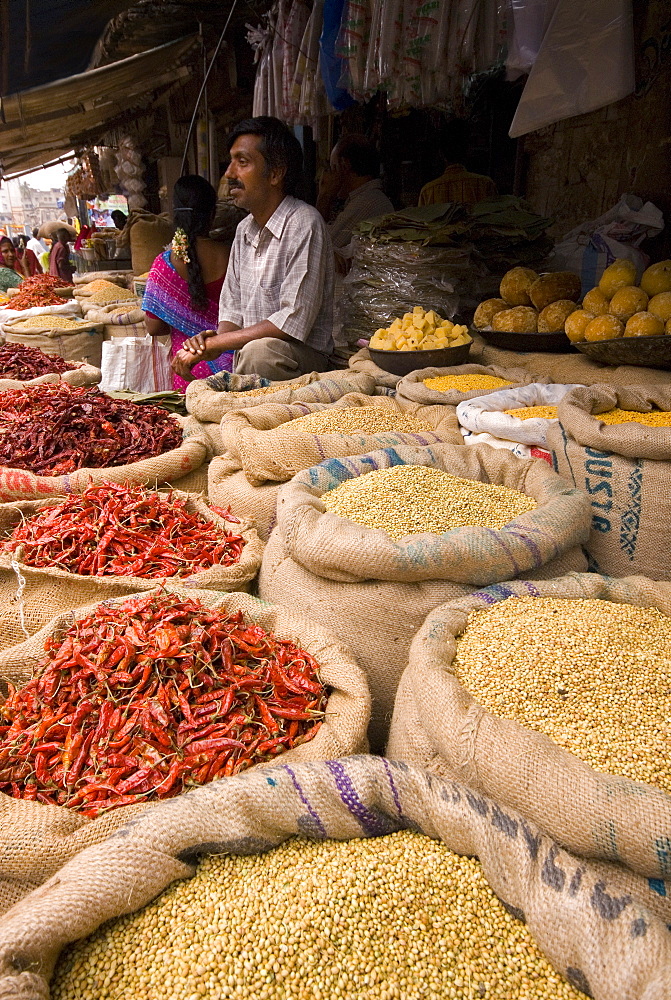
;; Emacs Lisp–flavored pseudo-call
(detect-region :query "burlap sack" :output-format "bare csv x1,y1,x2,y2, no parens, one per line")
168,461,209,496
469,330,671,388
347,346,401,389
130,216,174,276
221,393,463,487
547,384,671,579
2,318,105,369
0,415,209,503
73,272,130,287
0,757,668,1000
208,458,281,541
84,302,147,340
260,444,589,748
396,363,545,406
0,589,369,914
0,364,101,390
0,301,82,328
0,492,264,650
185,370,376,423
387,573,671,882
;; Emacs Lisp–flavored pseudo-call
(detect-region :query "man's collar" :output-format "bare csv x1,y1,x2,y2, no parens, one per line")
345,178,382,204
264,195,294,239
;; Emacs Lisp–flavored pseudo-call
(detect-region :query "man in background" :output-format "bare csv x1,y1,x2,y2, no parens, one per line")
419,119,497,206
317,134,393,272
49,228,74,284
27,227,47,259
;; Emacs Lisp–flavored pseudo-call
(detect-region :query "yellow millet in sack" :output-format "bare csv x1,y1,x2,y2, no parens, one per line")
321,465,537,539
228,385,285,398
453,596,671,792
282,408,434,436
8,316,91,331
597,408,671,427
504,406,558,420
51,830,583,1000
88,285,137,306
423,374,513,393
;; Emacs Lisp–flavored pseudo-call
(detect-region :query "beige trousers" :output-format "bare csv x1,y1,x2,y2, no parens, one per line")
234,337,331,380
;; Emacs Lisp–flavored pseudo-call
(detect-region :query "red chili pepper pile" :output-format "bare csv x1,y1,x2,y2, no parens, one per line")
2,482,246,577
0,383,183,474
0,342,76,380
8,274,73,311
0,592,327,816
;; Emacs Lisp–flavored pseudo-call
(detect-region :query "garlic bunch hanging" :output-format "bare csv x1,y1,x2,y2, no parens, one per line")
115,136,147,211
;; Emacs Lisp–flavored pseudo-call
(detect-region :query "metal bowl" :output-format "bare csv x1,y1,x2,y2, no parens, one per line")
368,342,471,376
471,326,577,354
574,335,671,370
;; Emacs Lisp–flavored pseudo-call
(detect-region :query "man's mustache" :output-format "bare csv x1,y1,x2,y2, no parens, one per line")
229,183,244,191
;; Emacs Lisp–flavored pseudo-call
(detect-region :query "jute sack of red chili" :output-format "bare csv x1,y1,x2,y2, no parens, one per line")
0,483,264,650
0,587,369,912
0,342,102,389
0,384,209,503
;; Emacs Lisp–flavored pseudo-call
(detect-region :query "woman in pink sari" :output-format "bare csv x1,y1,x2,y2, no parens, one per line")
143,176,244,391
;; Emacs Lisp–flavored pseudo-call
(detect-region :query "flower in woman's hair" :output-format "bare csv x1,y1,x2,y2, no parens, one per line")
172,227,190,263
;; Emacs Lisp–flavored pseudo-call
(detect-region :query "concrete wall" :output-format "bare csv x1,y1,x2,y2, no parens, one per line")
522,0,671,243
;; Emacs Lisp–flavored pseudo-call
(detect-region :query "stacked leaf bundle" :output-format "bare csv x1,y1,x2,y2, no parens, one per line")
0,591,328,816
0,383,182,474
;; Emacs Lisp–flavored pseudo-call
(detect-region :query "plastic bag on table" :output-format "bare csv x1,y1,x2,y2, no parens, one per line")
100,335,172,394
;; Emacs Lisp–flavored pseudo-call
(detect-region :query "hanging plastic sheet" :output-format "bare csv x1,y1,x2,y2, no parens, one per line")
320,0,356,110
509,0,635,137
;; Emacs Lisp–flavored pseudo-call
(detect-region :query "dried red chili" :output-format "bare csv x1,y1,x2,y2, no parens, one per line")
0,342,76,380
0,383,183,474
2,481,246,577
0,592,327,815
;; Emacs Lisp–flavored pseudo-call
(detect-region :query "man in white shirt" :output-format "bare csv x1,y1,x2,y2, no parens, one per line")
27,227,47,258
173,116,335,381
317,134,394,271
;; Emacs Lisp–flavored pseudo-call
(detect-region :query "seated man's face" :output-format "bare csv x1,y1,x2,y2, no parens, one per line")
226,135,280,214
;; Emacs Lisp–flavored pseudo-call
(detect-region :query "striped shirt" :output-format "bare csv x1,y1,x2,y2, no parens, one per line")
328,179,394,253
418,165,497,207
219,196,335,356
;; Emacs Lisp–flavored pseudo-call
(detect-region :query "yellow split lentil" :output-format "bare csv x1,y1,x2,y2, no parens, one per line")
282,407,434,436
321,465,537,539
453,596,671,792
504,406,558,421
597,407,671,427
422,374,513,393
8,316,95,331
51,830,583,1000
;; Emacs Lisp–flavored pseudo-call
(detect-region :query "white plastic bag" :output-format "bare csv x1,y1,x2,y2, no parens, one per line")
509,0,634,137
457,382,583,447
547,194,664,295
100,335,172,393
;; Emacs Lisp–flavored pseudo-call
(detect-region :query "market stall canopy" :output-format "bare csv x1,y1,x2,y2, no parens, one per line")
0,35,198,177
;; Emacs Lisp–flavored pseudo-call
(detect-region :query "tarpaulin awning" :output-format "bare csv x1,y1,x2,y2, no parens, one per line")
0,34,198,176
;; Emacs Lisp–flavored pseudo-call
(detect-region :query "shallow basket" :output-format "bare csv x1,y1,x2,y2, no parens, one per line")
368,342,471,376
471,326,576,354
574,334,671,370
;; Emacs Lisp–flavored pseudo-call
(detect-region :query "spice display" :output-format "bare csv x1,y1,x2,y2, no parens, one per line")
51,829,582,1000
566,257,671,341
423,374,512,393
597,408,671,427
0,591,327,815
321,465,537,539
0,383,183,474
282,407,434,436
369,306,470,351
7,285,64,310
1,482,246,578
504,405,558,420
453,596,671,792
0,342,76,380
87,284,136,306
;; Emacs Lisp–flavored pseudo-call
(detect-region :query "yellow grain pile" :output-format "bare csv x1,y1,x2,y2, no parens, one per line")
597,408,671,427
51,830,582,1000
504,406,558,420
282,408,434,436
8,316,93,331
423,374,512,393
453,596,671,792
321,465,537,539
